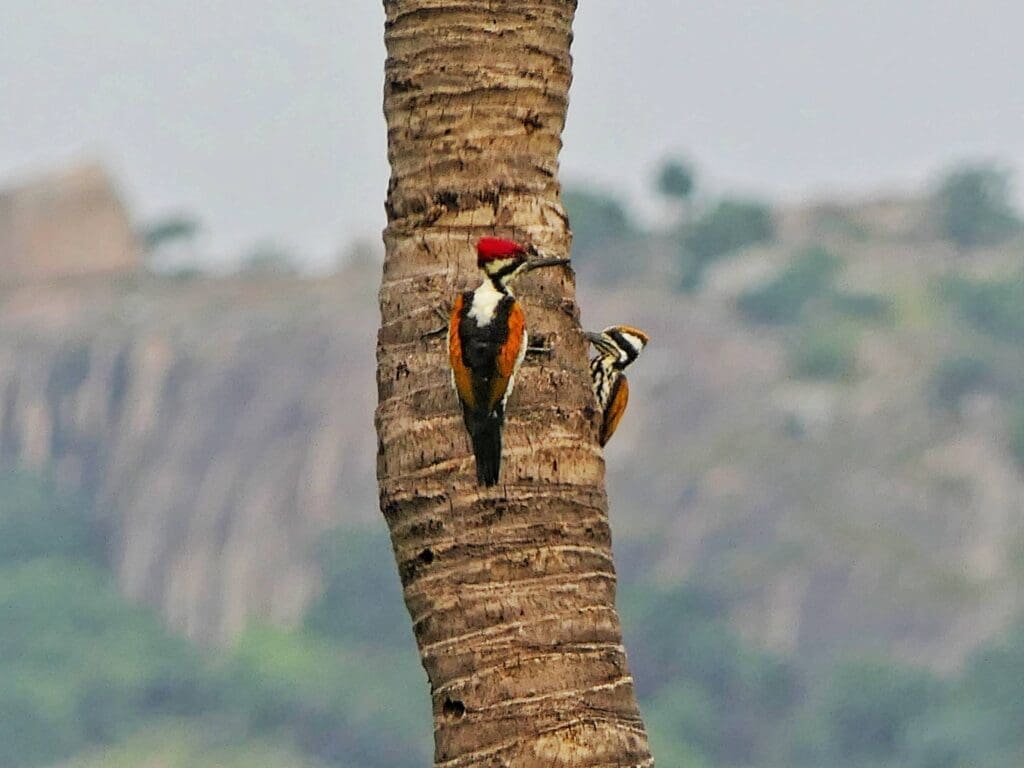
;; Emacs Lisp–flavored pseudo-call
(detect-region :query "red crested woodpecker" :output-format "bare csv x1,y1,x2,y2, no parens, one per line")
586,325,650,446
448,237,568,485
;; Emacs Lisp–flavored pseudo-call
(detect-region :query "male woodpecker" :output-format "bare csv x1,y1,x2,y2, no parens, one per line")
586,325,650,446
448,237,568,486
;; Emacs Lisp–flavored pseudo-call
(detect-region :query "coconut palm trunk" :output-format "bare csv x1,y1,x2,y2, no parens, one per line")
376,1,654,765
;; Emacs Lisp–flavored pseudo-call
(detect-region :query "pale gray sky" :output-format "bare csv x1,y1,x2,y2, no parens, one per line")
2,2,1023,269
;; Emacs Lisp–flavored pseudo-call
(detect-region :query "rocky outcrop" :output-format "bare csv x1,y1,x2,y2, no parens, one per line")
587,273,1024,671
0,272,378,644
1,244,1021,666
0,164,140,284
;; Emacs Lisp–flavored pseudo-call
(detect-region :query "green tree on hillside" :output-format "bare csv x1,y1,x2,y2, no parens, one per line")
933,164,1020,248
563,186,640,283
140,214,204,275
941,274,1024,343
657,159,696,203
141,215,201,252
0,473,208,768
656,158,697,226
737,247,842,325
563,188,634,253
680,199,775,290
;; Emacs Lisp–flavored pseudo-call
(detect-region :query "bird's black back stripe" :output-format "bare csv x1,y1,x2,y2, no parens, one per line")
458,293,517,412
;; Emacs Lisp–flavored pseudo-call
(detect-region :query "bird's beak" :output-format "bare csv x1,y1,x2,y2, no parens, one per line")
584,331,605,345
525,257,570,272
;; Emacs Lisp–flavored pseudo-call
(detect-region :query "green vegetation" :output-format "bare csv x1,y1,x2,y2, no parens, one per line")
680,199,775,291
0,472,207,768
69,725,324,768
621,584,798,767
942,274,1024,344
140,215,201,252
563,187,634,253
906,619,1024,768
565,161,774,290
738,247,842,324
140,214,204,276
225,625,428,768
1010,402,1024,467
0,472,428,768
563,186,639,284
789,658,941,767
0,471,100,563
932,164,1020,248
929,355,993,413
656,158,696,206
223,532,428,768
830,291,892,322
790,325,859,381
738,248,891,328
778,629,1024,768
735,248,901,381
736,248,860,381
934,270,1024,467
0,559,207,764
931,267,1024,468
625,581,1024,768
9,469,1024,768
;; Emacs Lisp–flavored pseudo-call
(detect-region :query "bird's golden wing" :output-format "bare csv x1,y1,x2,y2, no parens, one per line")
600,375,629,446
448,294,476,409
487,301,526,411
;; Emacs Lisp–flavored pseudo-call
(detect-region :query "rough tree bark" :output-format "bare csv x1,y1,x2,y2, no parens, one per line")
375,1,654,766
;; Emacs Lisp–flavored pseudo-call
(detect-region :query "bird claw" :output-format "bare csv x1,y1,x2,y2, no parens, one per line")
526,345,555,356
526,333,556,356
421,306,451,340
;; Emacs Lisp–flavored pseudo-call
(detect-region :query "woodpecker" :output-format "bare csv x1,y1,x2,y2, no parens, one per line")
448,237,568,485
586,325,650,446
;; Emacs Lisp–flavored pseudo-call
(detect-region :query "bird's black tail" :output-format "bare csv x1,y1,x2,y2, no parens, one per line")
467,409,503,486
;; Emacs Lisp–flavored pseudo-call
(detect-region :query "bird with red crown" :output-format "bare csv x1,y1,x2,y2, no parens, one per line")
447,237,568,485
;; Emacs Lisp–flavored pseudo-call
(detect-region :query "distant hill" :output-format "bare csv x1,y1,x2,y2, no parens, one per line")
0,184,1022,671
3,177,1024,767
0,271,378,644
576,185,1024,671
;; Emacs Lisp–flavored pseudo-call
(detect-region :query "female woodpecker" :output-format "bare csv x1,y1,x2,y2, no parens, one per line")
586,325,650,446
448,237,568,486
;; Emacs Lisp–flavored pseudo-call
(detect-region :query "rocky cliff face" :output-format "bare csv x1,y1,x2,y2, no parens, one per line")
592,278,1024,670
0,164,140,284
1,233,1021,665
0,271,378,644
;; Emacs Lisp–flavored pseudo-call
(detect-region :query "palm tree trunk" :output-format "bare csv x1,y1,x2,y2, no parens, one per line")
376,2,654,766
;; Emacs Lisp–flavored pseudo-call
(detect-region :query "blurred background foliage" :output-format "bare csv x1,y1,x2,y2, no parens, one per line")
5,464,1024,768
932,165,1021,249
5,7,1024,765
2,146,1024,767
0,471,430,768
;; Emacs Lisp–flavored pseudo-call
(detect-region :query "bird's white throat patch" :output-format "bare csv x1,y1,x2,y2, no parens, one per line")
467,280,505,327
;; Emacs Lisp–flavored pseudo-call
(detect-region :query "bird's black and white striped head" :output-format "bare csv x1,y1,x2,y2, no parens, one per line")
586,325,650,370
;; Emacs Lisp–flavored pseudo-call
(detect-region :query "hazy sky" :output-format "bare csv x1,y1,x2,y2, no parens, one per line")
2,2,1023,269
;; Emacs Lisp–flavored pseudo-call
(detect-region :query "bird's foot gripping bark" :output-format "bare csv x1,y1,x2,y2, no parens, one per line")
421,306,451,339
526,335,556,356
